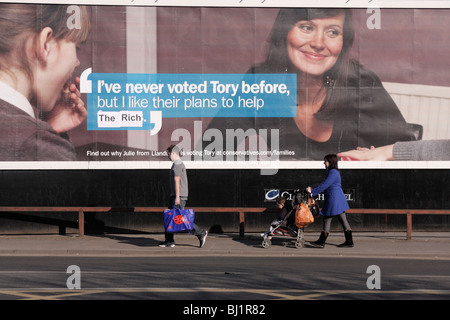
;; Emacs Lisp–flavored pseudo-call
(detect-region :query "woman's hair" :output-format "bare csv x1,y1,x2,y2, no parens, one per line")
0,4,90,82
324,154,339,170
252,8,356,120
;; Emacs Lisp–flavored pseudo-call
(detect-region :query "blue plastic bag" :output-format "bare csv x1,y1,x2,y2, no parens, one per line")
163,207,195,233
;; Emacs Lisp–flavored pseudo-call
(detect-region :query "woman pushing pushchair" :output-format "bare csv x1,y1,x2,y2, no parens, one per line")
262,154,354,249
306,154,354,248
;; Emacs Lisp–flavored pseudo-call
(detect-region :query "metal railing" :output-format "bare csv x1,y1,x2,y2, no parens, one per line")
0,207,448,239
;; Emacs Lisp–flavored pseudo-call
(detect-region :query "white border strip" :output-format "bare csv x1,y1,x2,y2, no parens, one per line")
0,161,448,170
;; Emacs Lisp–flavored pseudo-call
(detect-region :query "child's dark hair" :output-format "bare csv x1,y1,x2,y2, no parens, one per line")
166,144,180,156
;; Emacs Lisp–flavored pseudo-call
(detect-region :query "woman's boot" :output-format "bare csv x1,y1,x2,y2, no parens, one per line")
310,231,328,248
338,230,354,247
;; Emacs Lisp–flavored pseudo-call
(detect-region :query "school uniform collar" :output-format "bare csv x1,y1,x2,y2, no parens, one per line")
0,80,35,119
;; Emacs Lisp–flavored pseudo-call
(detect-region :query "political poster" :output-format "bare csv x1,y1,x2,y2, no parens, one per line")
0,1,449,169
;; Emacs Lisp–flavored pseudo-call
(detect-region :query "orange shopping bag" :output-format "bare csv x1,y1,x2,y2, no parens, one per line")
295,203,314,228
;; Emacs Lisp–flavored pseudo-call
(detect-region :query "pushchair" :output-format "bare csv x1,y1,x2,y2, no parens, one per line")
261,190,319,249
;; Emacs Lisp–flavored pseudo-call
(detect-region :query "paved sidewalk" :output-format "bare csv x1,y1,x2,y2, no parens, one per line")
0,232,449,259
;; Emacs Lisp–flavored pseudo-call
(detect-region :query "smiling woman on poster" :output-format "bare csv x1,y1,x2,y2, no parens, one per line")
206,8,417,160
0,4,90,161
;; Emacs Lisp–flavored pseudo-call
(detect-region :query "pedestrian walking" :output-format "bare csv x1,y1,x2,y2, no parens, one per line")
158,145,207,248
306,154,353,248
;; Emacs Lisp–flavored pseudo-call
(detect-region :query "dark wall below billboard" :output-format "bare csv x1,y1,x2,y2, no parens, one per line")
0,169,448,234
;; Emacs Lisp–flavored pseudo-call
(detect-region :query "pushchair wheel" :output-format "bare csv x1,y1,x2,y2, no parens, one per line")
262,238,271,248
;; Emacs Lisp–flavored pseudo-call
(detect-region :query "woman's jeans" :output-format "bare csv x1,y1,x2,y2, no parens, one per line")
165,197,205,242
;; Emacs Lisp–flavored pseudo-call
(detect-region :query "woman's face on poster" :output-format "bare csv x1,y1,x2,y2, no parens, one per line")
286,13,345,77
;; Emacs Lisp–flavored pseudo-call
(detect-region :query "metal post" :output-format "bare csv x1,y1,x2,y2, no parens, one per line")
239,211,245,237
406,212,412,240
78,209,85,237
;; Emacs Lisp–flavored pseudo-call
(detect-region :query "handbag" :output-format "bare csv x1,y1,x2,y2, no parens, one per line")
307,196,320,217
163,206,195,233
295,203,314,228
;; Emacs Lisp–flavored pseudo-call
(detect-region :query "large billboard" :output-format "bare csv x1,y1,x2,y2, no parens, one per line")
0,1,449,170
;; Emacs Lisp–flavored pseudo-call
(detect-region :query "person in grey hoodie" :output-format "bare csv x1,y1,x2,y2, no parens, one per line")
158,145,208,248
